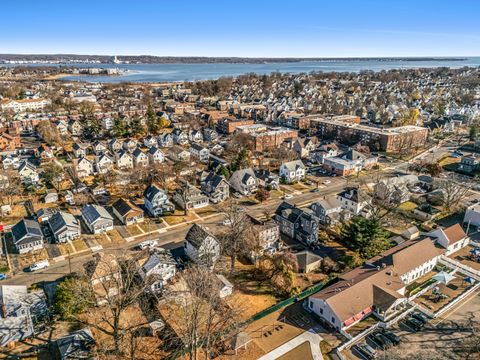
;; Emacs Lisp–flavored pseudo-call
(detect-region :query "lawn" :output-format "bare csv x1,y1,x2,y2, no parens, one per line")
163,210,196,226
440,156,461,171
72,239,89,252
398,201,418,212
57,242,75,256
106,229,125,243
95,234,112,247
18,248,49,269
126,225,143,237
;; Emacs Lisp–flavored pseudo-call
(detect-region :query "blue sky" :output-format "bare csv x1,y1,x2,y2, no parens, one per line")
1,0,479,57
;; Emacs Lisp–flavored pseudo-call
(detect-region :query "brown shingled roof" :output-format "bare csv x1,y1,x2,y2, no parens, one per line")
442,223,467,245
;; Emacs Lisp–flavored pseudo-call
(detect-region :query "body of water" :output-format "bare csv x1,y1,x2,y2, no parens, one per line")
6,58,480,83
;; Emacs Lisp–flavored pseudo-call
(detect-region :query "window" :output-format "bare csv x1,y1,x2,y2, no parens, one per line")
331,317,335,323
320,308,323,314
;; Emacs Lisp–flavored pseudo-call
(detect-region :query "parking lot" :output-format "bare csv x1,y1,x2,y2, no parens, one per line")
344,292,480,360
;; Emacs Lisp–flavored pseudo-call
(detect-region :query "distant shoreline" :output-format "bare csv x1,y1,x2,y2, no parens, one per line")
0,54,471,65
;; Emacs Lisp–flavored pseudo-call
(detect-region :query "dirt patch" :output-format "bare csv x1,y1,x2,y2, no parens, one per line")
72,239,89,252
277,341,313,360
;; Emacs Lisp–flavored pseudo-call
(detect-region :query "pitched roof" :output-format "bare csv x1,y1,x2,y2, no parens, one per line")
281,160,305,171
81,204,113,225
12,219,43,245
442,223,467,245
388,238,444,275
112,198,142,217
54,328,95,359
48,211,79,235
185,224,216,249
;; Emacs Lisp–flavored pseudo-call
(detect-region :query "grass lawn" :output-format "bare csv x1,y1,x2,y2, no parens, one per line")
107,229,125,243
57,242,75,256
270,190,284,199
18,249,49,268
164,210,196,226
291,183,307,191
126,225,143,236
138,222,158,232
398,201,418,212
95,234,112,247
72,239,89,252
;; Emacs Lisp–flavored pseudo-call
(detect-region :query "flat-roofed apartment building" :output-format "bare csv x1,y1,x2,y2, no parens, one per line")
235,124,298,151
311,117,428,152
216,118,254,134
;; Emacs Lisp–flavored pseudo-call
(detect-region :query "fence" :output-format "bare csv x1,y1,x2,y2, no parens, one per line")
165,276,337,359
434,282,480,319
337,322,382,352
439,256,480,279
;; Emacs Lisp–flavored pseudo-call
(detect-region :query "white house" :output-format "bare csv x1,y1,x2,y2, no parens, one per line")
184,224,221,267
279,160,306,184
115,150,133,169
18,161,39,184
132,148,149,167
464,203,480,229
427,223,469,256
75,157,94,178
95,153,114,174
229,168,258,195
81,204,114,234
147,147,165,164
48,211,81,243
139,249,177,292
190,143,210,163
144,184,175,217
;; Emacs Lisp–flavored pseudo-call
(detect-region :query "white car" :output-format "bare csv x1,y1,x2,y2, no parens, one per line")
222,219,232,226
138,240,158,250
28,260,49,272
284,194,293,199
323,180,331,184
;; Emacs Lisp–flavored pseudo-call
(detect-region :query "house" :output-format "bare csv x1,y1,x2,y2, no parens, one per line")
2,154,20,169
275,202,319,246
168,145,191,162
144,184,175,217
190,143,210,162
279,160,306,184
374,175,417,205
75,157,94,178
68,119,83,136
55,120,69,136
323,149,378,176
291,137,317,158
11,218,44,254
229,168,258,195
72,143,87,158
115,150,134,169
216,274,234,298
337,187,370,217
189,129,204,142
86,253,120,305
132,148,149,167
311,143,339,164
295,250,322,273
203,128,219,142
36,144,54,160
254,169,280,190
51,328,95,360
95,153,114,174
413,203,441,221
102,117,114,131
458,154,480,174
48,211,81,243
0,285,48,347
0,131,20,151
81,204,114,234
428,223,469,256
247,215,280,257
184,224,221,267
93,141,107,154
143,135,158,148
464,203,480,228
37,207,59,223
44,190,59,204
200,172,230,203
112,198,144,225
147,147,165,164
139,249,177,292
18,160,39,184
306,238,444,331
172,129,189,145
174,183,209,210
158,133,173,148
108,138,123,153
311,196,344,226
123,138,138,152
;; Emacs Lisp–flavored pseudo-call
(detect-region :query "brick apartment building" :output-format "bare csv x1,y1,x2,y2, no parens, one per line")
235,124,298,151
216,118,254,134
312,118,428,152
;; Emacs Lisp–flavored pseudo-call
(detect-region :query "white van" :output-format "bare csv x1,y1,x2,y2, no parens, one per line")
29,260,49,272
138,240,158,250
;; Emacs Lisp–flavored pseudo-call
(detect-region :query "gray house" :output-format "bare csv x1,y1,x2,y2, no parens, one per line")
275,202,319,246
229,168,258,195
310,196,343,226
144,184,175,217
81,204,114,234
173,183,209,210
11,219,44,254
201,172,230,203
48,211,81,243
51,328,95,360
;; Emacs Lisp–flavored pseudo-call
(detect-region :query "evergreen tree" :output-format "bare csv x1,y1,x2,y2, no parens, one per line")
341,217,390,259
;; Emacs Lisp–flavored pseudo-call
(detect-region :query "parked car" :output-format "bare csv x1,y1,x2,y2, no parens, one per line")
0,273,7,280
283,194,293,199
138,240,158,250
28,260,49,272
323,180,331,184
352,343,376,360
402,317,423,332
379,329,401,345
411,312,429,325
310,188,320,193
222,219,232,226
367,332,391,350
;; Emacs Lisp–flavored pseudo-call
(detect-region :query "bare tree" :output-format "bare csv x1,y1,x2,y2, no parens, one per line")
434,177,470,213
0,170,22,205
161,266,239,360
